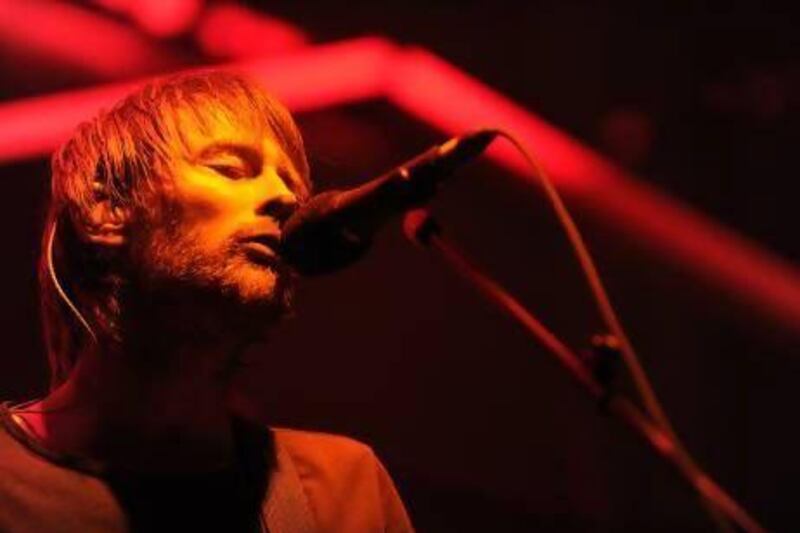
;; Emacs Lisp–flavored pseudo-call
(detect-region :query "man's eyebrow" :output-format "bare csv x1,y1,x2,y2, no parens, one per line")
195,142,261,163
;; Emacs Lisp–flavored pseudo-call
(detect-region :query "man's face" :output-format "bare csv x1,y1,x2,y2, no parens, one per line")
132,112,309,321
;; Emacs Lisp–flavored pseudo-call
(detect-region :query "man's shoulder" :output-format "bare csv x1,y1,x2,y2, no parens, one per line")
269,427,414,532
272,427,373,451
271,426,377,470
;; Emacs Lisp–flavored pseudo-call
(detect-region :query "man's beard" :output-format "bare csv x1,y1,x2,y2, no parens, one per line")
128,221,296,340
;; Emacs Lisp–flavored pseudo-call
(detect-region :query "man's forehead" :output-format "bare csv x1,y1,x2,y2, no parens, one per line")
176,108,269,155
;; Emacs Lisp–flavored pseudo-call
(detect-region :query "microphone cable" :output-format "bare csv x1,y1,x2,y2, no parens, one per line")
415,128,765,533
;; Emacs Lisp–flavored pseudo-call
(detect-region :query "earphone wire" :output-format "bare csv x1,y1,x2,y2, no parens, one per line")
47,220,98,344
4,222,100,416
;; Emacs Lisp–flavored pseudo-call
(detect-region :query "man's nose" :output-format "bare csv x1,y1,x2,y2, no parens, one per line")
258,191,299,225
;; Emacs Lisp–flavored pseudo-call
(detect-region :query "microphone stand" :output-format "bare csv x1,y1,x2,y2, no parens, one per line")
403,208,767,533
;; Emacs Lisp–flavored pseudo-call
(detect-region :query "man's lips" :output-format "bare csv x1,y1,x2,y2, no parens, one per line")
241,234,281,265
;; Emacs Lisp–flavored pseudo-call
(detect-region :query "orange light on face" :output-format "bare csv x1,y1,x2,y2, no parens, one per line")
141,113,303,308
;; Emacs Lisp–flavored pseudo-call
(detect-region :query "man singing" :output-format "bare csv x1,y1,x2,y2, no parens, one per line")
0,71,413,532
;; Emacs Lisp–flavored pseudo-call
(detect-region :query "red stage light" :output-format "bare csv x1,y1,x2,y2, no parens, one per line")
234,37,393,111
0,36,796,332
0,0,173,76
196,3,309,59
94,0,202,37
131,0,202,37
0,82,137,161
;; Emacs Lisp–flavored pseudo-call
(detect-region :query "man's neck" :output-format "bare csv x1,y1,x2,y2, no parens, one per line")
16,324,248,474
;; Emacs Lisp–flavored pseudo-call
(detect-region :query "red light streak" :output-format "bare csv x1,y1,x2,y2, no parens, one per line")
386,48,800,333
234,37,393,112
0,36,796,332
0,0,174,76
196,3,308,59
386,48,605,190
94,0,202,37
0,82,137,161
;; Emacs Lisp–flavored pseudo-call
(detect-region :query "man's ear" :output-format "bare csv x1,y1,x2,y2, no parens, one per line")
81,198,129,248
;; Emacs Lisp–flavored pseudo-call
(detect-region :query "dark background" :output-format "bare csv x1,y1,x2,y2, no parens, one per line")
1,2,798,531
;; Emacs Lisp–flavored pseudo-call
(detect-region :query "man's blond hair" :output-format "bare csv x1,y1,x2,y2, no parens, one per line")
41,70,310,389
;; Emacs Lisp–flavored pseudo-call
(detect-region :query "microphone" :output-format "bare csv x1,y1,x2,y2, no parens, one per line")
280,129,498,275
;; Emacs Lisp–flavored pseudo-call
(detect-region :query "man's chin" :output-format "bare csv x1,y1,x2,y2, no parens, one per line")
134,250,296,334
233,262,289,300
226,266,295,321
